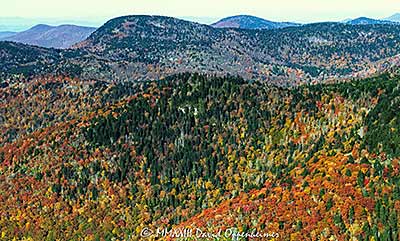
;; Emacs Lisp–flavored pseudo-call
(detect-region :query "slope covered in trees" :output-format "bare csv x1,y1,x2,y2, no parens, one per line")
3,16,400,85
0,72,399,240
0,76,137,144
74,16,400,83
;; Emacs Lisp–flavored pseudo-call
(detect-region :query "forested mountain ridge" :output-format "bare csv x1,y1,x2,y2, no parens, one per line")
0,41,61,77
71,16,400,84
3,15,400,85
1,72,400,240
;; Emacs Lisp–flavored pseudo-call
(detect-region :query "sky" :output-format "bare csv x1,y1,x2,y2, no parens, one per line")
1,0,400,31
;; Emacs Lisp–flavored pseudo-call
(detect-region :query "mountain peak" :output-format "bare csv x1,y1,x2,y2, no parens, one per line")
30,24,53,30
211,15,300,29
79,15,213,49
218,15,270,22
346,17,396,25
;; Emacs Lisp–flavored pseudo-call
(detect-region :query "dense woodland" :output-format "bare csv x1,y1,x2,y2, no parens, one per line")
0,72,400,240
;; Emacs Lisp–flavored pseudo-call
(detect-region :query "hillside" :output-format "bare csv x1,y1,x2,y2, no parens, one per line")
1,72,400,240
0,15,399,85
211,15,300,29
2,24,96,49
0,41,62,77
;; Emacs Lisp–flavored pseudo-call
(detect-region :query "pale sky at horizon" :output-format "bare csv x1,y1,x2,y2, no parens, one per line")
1,0,400,24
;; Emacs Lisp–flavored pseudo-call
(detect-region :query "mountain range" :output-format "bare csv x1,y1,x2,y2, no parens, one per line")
211,15,400,30
2,15,400,85
2,14,400,50
1,24,96,49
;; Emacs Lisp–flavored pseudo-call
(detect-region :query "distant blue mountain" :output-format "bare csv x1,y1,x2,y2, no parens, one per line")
211,15,300,30
346,17,397,25
384,13,400,22
2,24,96,49
0,31,17,40
0,17,102,32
